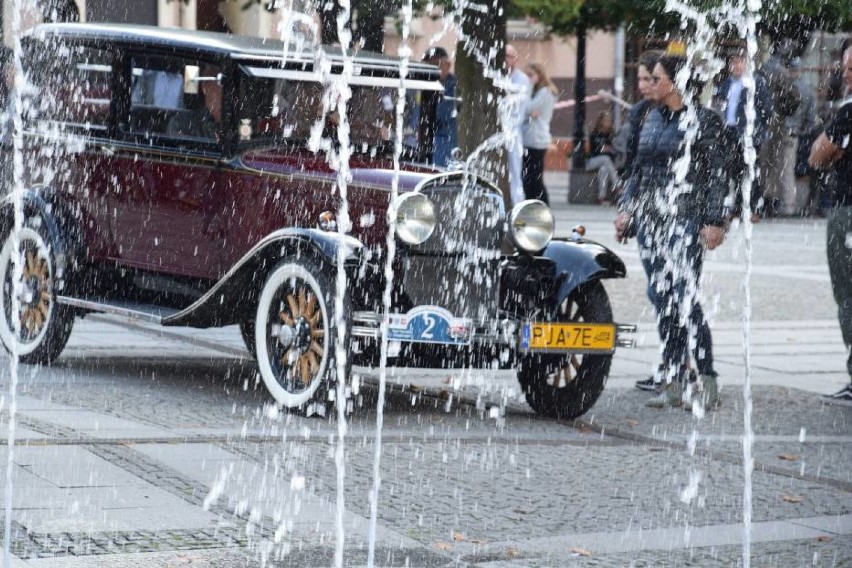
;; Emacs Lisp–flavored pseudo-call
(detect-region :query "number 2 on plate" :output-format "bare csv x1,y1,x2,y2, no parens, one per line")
421,314,435,339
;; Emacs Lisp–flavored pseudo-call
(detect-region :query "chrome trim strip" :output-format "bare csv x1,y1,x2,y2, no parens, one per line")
352,326,381,339
240,65,444,91
161,229,362,326
57,296,165,324
412,171,502,196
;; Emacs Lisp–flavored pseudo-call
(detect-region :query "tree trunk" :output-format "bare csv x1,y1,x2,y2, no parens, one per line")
315,0,352,47
455,1,507,196
355,0,388,53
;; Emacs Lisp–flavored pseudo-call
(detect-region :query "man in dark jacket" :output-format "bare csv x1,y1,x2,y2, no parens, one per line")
809,44,852,402
714,49,773,220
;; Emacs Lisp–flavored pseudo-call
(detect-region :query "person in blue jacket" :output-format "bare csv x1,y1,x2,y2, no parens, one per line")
422,47,458,168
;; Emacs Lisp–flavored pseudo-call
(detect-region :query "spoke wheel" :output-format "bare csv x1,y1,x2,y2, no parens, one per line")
0,226,73,363
254,260,345,413
518,282,613,420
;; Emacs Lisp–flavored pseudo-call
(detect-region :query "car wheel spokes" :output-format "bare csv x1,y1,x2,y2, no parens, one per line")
270,282,326,391
5,242,53,343
548,298,584,389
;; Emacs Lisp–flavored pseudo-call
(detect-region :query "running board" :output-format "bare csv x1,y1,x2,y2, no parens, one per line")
58,296,180,325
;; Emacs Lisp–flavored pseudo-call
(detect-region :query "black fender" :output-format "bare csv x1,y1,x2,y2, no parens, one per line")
0,187,74,284
500,237,626,319
542,237,626,307
163,228,364,327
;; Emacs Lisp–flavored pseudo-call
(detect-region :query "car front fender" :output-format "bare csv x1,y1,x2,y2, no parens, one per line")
543,237,627,305
0,187,73,278
163,228,364,328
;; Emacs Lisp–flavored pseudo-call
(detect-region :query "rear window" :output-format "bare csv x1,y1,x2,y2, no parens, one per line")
24,42,113,132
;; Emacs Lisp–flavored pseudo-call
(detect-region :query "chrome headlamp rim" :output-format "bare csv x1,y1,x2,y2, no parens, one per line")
509,199,554,253
391,191,437,246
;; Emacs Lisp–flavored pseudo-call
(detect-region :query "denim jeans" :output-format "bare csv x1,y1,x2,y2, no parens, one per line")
637,217,716,380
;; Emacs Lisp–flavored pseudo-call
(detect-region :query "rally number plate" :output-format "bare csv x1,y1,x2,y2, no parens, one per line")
387,306,471,345
520,322,616,353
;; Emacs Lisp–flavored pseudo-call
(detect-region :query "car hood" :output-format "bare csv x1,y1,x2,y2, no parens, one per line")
239,149,442,193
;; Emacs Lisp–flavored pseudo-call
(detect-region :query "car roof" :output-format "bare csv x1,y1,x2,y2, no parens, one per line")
27,23,439,76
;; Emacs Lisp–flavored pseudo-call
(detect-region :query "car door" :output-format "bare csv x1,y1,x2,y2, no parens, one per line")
22,40,118,262
109,53,227,280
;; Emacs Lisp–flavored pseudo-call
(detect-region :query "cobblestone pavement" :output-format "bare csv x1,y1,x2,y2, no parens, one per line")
0,205,848,567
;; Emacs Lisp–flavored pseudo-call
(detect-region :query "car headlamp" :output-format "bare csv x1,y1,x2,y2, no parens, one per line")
509,200,554,252
392,192,436,245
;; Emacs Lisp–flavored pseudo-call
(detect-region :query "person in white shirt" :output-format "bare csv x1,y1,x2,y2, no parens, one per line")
505,45,530,206
522,62,557,204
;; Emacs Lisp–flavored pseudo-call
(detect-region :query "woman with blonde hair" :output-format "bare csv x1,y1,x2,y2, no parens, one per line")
522,62,557,204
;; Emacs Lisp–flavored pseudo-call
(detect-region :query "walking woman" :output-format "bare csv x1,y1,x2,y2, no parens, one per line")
522,62,557,204
614,54,727,410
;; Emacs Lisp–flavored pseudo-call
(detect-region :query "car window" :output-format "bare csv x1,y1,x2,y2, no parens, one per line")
237,75,403,153
125,58,221,143
24,44,113,132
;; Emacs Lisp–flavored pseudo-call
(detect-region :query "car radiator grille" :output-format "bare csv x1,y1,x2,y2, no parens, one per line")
401,181,505,321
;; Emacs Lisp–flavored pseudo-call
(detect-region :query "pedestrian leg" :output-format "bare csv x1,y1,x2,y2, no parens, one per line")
827,206,852,377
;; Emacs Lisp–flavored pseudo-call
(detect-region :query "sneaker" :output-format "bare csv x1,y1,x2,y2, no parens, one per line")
636,368,696,391
823,384,852,402
684,374,721,411
645,381,684,408
635,376,658,391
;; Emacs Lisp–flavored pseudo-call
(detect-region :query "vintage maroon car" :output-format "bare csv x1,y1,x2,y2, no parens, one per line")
1,23,633,418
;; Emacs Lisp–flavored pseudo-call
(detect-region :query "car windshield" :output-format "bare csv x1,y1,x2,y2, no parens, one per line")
236,66,442,156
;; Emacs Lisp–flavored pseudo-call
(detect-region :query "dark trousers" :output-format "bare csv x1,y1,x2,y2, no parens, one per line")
725,128,764,216
522,147,549,205
637,217,716,381
827,206,852,377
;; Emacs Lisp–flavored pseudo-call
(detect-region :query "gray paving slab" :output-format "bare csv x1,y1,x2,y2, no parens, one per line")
1,446,221,534
22,549,254,567
474,536,851,567
18,410,174,440
451,514,845,557
791,513,852,535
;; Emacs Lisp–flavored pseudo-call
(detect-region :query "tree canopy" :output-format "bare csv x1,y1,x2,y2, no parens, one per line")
512,0,852,41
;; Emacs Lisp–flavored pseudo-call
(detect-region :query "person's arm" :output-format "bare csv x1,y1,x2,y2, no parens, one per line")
619,102,644,176
809,133,843,169
810,103,851,169
753,73,773,149
525,88,548,120
694,109,728,245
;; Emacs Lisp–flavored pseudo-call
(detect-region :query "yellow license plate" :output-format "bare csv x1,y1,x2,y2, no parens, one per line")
521,323,616,352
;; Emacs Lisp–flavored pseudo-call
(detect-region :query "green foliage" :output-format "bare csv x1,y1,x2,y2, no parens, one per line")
511,0,852,38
